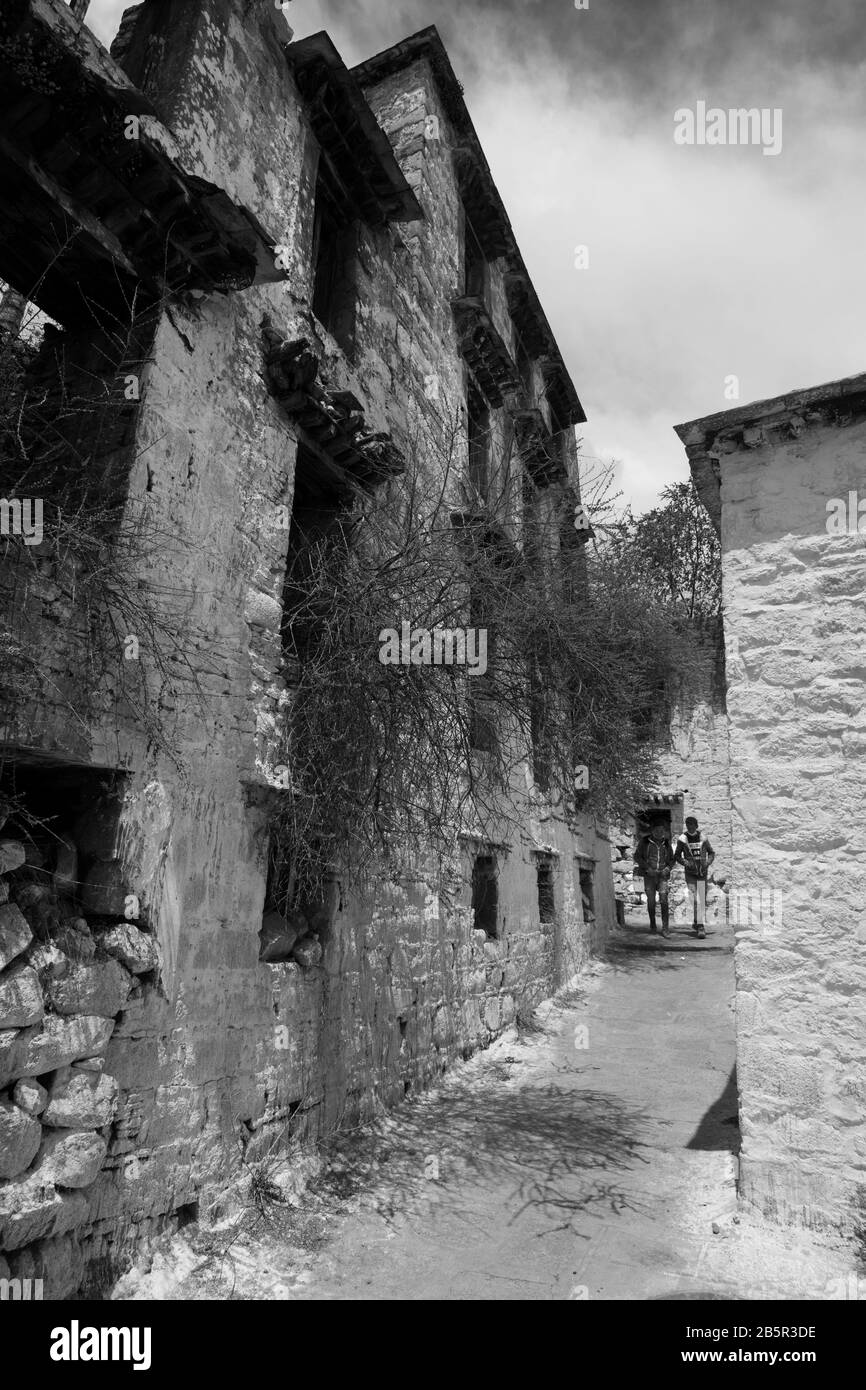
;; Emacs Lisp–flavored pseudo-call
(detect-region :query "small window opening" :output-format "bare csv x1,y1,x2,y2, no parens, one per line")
281,444,349,665
536,856,556,923
467,384,490,502
464,218,489,301
472,853,498,938
311,170,357,356
579,865,595,925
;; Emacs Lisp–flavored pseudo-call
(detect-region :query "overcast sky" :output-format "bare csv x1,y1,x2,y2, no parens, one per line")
86,0,866,512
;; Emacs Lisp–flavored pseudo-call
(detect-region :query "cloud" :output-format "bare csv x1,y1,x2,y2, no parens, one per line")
300,0,866,508
85,0,866,512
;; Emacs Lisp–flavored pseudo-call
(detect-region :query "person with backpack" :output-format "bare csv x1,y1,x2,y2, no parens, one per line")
634,821,674,937
673,815,715,939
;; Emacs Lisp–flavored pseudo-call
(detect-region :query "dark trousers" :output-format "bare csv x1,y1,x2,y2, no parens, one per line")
644,872,670,928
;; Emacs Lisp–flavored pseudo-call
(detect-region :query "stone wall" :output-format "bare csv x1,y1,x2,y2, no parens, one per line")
0,777,160,1295
677,377,866,1235
0,1,609,1293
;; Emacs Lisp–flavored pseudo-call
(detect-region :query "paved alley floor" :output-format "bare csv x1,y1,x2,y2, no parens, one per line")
114,917,861,1301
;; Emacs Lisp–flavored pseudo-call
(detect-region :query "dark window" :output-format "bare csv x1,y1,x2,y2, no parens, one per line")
579,865,595,924
464,219,489,301
516,335,533,396
472,854,498,938
311,170,357,356
469,695,497,754
281,444,348,665
530,661,552,793
467,384,490,501
536,856,556,923
468,589,497,753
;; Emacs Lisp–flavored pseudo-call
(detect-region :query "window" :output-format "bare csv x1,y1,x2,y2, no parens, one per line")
468,588,497,753
281,444,348,665
310,169,357,356
464,219,489,301
467,383,490,501
469,695,497,754
516,335,533,397
472,853,498,938
530,661,552,793
536,855,556,923
578,863,595,925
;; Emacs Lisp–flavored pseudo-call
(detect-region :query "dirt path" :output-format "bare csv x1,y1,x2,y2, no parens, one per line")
114,916,859,1301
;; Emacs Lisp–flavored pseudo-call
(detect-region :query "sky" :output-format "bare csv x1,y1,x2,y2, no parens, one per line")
85,0,866,512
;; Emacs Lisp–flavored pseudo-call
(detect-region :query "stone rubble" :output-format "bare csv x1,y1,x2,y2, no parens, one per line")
0,819,160,1285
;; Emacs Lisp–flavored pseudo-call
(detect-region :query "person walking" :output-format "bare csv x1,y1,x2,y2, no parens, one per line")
673,815,715,938
634,822,674,937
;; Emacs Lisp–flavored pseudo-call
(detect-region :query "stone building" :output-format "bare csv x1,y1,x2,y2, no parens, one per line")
0,1,612,1293
607,625,731,927
676,374,866,1236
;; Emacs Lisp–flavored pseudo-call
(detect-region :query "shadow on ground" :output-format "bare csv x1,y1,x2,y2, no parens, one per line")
309,1057,654,1238
607,942,726,973
688,1065,740,1153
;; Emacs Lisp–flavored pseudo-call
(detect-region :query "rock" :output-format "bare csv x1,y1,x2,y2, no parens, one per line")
11,881,51,910
712,1221,721,1234
0,1014,115,1087
8,1231,85,1300
43,1067,118,1129
0,840,26,874
0,903,32,971
0,1098,42,1178
46,958,133,1018
244,587,283,631
0,1254,8,1281
290,936,322,970
259,909,301,963
26,941,68,979
96,923,159,975
72,798,122,861
61,916,90,936
11,880,59,937
52,835,79,896
53,920,96,964
80,860,127,917
12,1077,48,1117
0,1166,88,1250
484,996,502,1032
39,1129,107,1189
0,963,44,1028
0,878,8,903
72,1055,104,1073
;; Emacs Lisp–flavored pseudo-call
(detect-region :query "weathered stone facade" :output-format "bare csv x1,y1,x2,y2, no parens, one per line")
0,2,611,1293
677,374,866,1235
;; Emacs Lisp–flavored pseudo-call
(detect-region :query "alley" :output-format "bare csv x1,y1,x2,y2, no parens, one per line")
115,913,859,1302
289,917,742,1300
